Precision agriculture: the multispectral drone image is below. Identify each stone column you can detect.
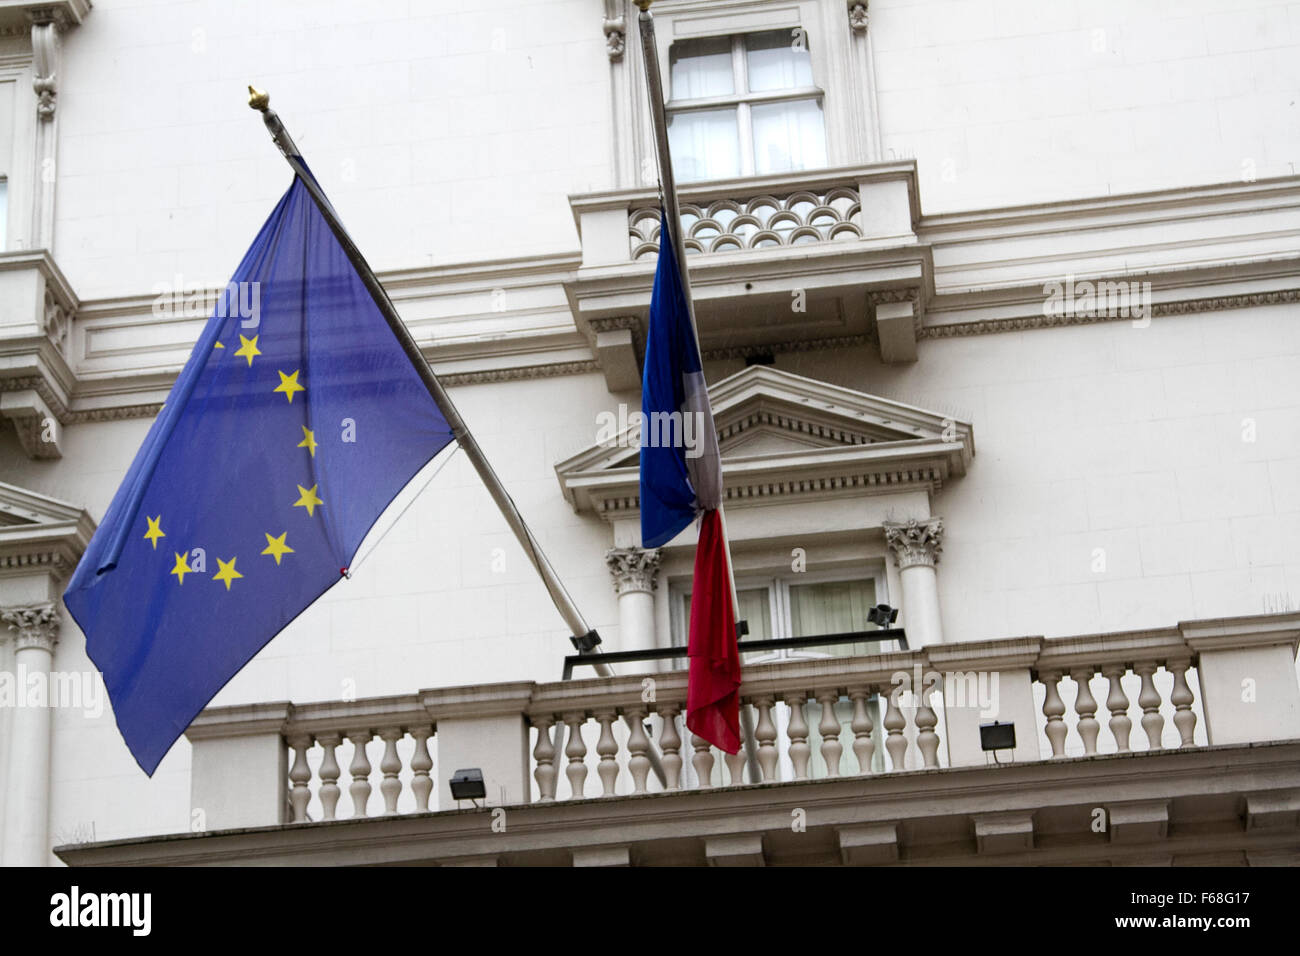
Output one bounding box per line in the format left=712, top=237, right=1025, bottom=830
left=883, top=518, right=945, bottom=649
left=1, top=603, right=60, bottom=866
left=605, top=547, right=661, bottom=671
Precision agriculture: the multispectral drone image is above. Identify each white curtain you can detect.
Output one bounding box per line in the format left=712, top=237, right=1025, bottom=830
left=788, top=578, right=875, bottom=637
left=670, top=36, right=734, bottom=99
left=745, top=30, right=814, bottom=92
left=751, top=98, right=827, bottom=175
left=668, top=108, right=740, bottom=182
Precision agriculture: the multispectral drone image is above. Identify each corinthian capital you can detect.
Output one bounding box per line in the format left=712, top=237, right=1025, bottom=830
left=2, top=602, right=60, bottom=652
left=605, top=547, right=662, bottom=595
left=883, top=517, right=944, bottom=570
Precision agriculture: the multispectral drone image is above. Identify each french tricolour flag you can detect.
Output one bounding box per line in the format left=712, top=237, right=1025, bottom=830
left=639, top=210, right=741, bottom=754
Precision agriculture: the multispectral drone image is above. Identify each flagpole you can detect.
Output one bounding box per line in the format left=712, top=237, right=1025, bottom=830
left=246, top=88, right=608, bottom=670
left=635, top=2, right=760, bottom=779
left=249, top=86, right=672, bottom=790
left=632, top=2, right=741, bottom=610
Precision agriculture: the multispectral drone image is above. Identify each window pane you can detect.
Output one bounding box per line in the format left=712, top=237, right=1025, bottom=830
left=751, top=98, right=826, bottom=175
left=684, top=587, right=770, bottom=660
left=668, top=108, right=740, bottom=182
left=670, top=36, right=734, bottom=99
left=745, top=29, right=814, bottom=92
left=789, top=578, right=879, bottom=657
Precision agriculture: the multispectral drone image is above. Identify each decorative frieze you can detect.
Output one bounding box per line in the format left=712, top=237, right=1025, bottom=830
left=883, top=517, right=944, bottom=569
left=605, top=547, right=661, bottom=595
left=920, top=288, right=1300, bottom=339
left=1, top=602, right=60, bottom=652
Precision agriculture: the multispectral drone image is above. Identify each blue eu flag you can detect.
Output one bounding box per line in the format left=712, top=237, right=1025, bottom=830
left=64, top=174, right=455, bottom=774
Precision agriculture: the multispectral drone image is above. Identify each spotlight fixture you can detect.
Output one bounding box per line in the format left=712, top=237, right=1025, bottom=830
left=980, top=721, right=1016, bottom=754
left=867, top=603, right=898, bottom=628
left=449, top=768, right=486, bottom=803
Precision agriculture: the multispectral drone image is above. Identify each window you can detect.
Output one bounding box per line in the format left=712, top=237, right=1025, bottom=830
left=672, top=570, right=891, bottom=786
left=674, top=571, right=887, bottom=660
left=667, top=29, right=828, bottom=183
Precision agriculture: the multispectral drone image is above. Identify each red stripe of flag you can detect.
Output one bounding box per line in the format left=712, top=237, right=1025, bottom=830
left=685, top=508, right=742, bottom=754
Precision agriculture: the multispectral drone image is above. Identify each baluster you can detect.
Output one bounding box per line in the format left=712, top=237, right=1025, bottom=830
left=410, top=727, right=433, bottom=812
left=754, top=697, right=779, bottom=782
left=724, top=734, right=747, bottom=787
left=317, top=733, right=342, bottom=820
left=1135, top=663, right=1165, bottom=750
left=532, top=715, right=558, bottom=801
left=658, top=705, right=682, bottom=790
left=1070, top=669, right=1100, bottom=755
left=1168, top=659, right=1198, bottom=748
left=786, top=692, right=811, bottom=780
left=915, top=695, right=940, bottom=769
left=1103, top=665, right=1132, bottom=752
left=883, top=691, right=908, bottom=771
left=691, top=732, right=716, bottom=788
left=347, top=729, right=373, bottom=818
left=849, top=687, right=875, bottom=775
left=1041, top=671, right=1067, bottom=757
left=595, top=711, right=619, bottom=796
left=623, top=708, right=651, bottom=794
left=564, top=713, right=589, bottom=799
left=379, top=727, right=403, bottom=814
left=817, top=691, right=843, bottom=777
left=287, top=735, right=313, bottom=823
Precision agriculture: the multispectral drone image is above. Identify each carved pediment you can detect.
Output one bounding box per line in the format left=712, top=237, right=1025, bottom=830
left=0, top=480, right=95, bottom=579
left=555, top=365, right=974, bottom=519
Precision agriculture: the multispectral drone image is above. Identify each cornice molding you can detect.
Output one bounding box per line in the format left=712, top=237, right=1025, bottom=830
left=438, top=360, right=598, bottom=387
left=922, top=287, right=1300, bottom=339
left=1, top=176, right=1296, bottom=428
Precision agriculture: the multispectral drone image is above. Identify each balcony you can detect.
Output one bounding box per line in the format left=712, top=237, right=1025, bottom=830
left=565, top=162, right=929, bottom=390
left=55, top=612, right=1300, bottom=867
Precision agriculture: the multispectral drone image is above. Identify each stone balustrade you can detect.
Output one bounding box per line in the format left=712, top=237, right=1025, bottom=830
left=569, top=162, right=919, bottom=270
left=184, top=613, right=1300, bottom=832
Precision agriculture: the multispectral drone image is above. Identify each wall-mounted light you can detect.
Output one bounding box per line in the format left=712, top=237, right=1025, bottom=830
left=867, top=604, right=898, bottom=628
left=980, top=721, right=1016, bottom=762
left=450, top=768, right=486, bottom=804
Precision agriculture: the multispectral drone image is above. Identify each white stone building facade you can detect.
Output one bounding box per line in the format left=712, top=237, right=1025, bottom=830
left=0, top=0, right=1298, bottom=866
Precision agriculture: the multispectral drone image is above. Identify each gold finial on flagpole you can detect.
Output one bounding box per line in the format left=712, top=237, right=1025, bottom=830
left=634, top=0, right=652, bottom=10
left=247, top=86, right=270, bottom=112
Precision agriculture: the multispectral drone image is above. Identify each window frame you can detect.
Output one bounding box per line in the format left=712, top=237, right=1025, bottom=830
left=666, top=29, right=827, bottom=180
left=669, top=565, right=890, bottom=659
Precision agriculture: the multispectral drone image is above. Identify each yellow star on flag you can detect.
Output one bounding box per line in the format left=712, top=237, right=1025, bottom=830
left=234, top=334, right=261, bottom=366
left=293, top=483, right=323, bottom=517
left=169, top=551, right=192, bottom=584
left=261, top=531, right=294, bottom=566
left=274, top=369, right=305, bottom=403
left=298, top=425, right=318, bottom=458
left=213, top=556, right=244, bottom=591
left=143, top=515, right=165, bottom=549
left=214, top=341, right=225, bottom=349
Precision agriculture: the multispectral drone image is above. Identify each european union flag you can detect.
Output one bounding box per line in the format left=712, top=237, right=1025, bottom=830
left=64, top=173, right=455, bottom=774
